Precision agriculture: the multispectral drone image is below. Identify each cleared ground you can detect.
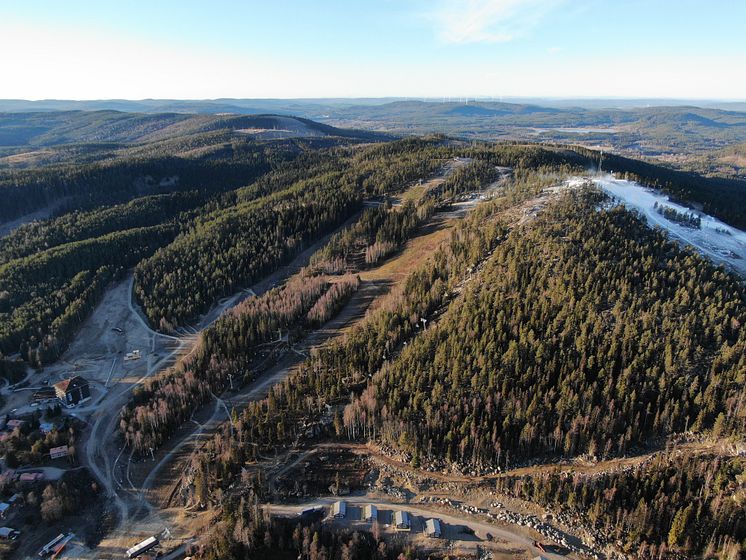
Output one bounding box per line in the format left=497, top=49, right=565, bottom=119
left=0, top=197, right=70, bottom=237
left=269, top=495, right=567, bottom=560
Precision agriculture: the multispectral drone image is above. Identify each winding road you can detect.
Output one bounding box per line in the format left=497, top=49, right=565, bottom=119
left=77, top=208, right=377, bottom=552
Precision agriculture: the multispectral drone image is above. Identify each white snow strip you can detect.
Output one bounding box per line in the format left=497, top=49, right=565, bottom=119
left=569, top=175, right=746, bottom=277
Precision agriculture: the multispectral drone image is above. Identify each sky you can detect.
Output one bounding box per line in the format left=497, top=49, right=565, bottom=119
left=1, top=0, right=745, bottom=100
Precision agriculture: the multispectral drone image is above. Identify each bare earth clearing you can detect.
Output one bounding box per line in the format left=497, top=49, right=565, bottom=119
left=0, top=197, right=70, bottom=237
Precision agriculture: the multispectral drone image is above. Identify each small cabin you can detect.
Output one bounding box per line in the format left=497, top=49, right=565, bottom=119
left=50, top=446, right=70, bottom=460
left=394, top=510, right=411, bottom=531
left=332, top=501, right=347, bottom=518
left=425, top=518, right=441, bottom=538
left=363, top=504, right=378, bottom=522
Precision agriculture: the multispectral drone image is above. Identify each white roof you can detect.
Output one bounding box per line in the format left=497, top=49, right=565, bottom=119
left=425, top=518, right=441, bottom=534
left=126, top=536, right=158, bottom=556
left=0, top=527, right=14, bottom=537
left=0, top=503, right=9, bottom=512
left=332, top=501, right=347, bottom=515
left=395, top=510, right=410, bottom=525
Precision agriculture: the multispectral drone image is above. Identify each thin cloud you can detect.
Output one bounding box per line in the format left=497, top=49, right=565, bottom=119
left=428, top=0, right=565, bottom=44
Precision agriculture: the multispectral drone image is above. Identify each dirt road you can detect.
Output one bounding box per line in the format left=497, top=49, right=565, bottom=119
left=71, top=210, right=392, bottom=560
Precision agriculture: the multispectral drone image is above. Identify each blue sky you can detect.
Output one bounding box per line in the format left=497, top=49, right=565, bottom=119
left=2, top=0, right=745, bottom=99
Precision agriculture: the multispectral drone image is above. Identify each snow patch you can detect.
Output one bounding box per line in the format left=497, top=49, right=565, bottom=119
left=570, top=175, right=746, bottom=277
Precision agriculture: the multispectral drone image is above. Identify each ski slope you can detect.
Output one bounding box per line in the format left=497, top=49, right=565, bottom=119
left=570, top=175, right=746, bottom=277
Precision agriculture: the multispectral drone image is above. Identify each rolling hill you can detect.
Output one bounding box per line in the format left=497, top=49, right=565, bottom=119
left=0, top=111, right=384, bottom=149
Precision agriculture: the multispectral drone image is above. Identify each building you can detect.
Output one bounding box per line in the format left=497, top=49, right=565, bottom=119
left=32, top=387, right=56, bottom=403
left=126, top=536, right=158, bottom=559
left=40, top=534, right=66, bottom=557
left=425, top=518, right=442, bottom=538
left=124, top=350, right=141, bottom=361
left=394, top=510, right=411, bottom=531
left=363, top=504, right=378, bottom=522
left=40, top=422, right=55, bottom=434
left=50, top=446, right=69, bottom=460
left=0, top=504, right=9, bottom=518
left=332, top=501, right=347, bottom=518
left=6, top=419, right=24, bottom=430
left=0, top=527, right=19, bottom=540
left=54, top=376, right=90, bottom=407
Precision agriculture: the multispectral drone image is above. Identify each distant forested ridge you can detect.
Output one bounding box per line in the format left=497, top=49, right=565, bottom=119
left=0, top=191, right=207, bottom=264
left=0, top=110, right=387, bottom=224
left=0, top=152, right=269, bottom=223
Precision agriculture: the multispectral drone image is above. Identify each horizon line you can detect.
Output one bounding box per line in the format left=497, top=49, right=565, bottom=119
left=2, top=96, right=746, bottom=103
